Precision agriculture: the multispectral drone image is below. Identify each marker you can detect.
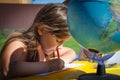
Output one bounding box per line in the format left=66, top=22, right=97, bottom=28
left=56, top=46, right=60, bottom=59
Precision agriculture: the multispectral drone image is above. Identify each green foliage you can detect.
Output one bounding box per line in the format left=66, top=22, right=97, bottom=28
left=0, top=36, right=7, bottom=52
left=64, top=37, right=80, bottom=54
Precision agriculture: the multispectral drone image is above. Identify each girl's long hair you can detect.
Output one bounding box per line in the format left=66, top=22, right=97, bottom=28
left=0, top=3, right=70, bottom=62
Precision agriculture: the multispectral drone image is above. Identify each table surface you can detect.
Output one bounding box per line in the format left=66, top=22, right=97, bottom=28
left=12, top=61, right=120, bottom=80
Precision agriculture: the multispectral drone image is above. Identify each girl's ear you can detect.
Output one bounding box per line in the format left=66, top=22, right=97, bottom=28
left=38, top=24, right=45, bottom=35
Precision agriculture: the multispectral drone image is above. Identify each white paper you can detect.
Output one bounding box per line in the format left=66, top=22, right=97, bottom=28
left=63, top=64, right=83, bottom=69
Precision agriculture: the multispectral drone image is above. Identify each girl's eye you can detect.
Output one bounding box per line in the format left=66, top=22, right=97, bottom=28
left=56, top=39, right=63, bottom=44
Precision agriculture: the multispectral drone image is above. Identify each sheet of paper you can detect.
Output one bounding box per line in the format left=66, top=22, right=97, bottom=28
left=37, top=63, right=83, bottom=76
left=63, top=64, right=83, bottom=69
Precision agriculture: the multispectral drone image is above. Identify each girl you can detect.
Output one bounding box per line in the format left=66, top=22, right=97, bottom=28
left=0, top=3, right=76, bottom=79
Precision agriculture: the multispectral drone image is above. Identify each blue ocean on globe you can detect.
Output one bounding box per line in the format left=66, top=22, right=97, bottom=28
left=67, top=0, right=120, bottom=53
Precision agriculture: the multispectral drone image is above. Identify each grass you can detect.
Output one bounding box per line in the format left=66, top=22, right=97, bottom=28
left=0, top=35, right=7, bottom=52
left=64, top=38, right=80, bottom=54
left=0, top=35, right=80, bottom=54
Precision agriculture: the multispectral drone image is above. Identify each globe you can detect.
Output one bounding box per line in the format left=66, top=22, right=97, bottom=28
left=67, top=0, right=120, bottom=54
left=67, top=0, right=120, bottom=80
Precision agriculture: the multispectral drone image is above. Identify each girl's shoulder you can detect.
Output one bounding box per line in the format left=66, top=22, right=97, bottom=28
left=3, top=40, right=27, bottom=54
left=2, top=31, right=27, bottom=54
left=5, top=32, right=26, bottom=50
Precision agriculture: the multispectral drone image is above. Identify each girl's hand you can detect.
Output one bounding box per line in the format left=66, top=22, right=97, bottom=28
left=47, top=59, right=65, bottom=72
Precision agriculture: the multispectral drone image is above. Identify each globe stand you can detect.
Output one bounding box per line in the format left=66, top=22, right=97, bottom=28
left=78, top=61, right=120, bottom=80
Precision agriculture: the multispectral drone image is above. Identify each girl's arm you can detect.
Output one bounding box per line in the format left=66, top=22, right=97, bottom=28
left=1, top=41, right=64, bottom=78
left=8, top=59, right=64, bottom=78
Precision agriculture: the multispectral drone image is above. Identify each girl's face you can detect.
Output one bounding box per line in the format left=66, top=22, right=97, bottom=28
left=39, top=31, right=69, bottom=55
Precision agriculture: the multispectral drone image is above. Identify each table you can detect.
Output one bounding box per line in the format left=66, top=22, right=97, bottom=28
left=13, top=61, right=120, bottom=80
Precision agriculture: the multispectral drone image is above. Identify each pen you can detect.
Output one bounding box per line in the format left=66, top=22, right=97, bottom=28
left=56, top=46, right=60, bottom=59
